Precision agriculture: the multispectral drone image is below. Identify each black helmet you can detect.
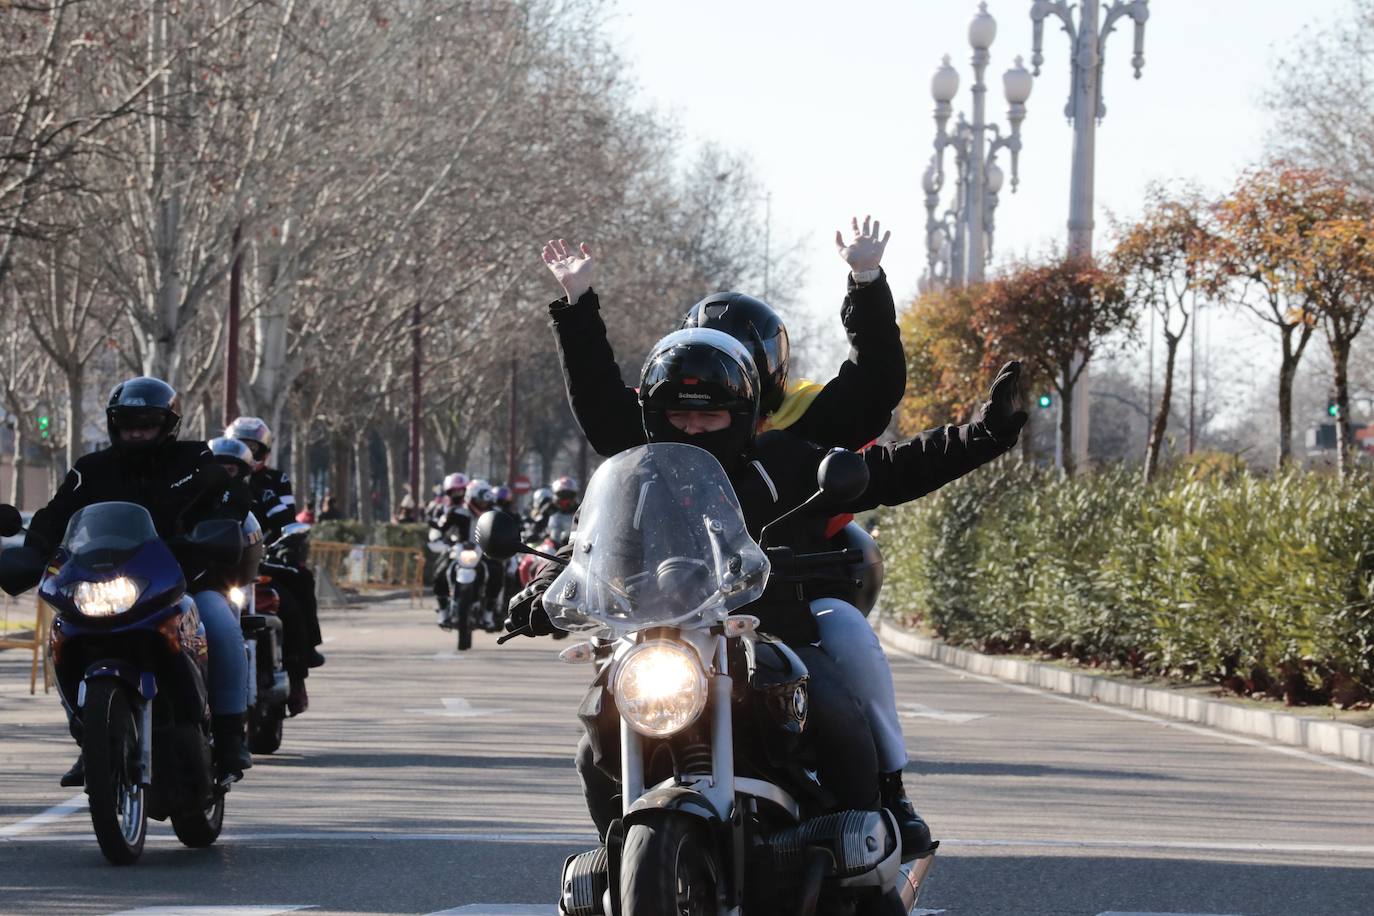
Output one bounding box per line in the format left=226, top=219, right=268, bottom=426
left=106, top=376, right=180, bottom=455
left=639, top=328, right=760, bottom=468
left=208, top=436, right=254, bottom=478
left=681, top=292, right=789, bottom=415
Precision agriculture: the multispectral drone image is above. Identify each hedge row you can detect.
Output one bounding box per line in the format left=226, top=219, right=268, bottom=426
left=878, top=462, right=1374, bottom=707
left=309, top=521, right=438, bottom=582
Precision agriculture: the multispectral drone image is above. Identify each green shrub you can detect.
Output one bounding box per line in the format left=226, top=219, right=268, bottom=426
left=310, top=520, right=369, bottom=545
left=879, top=463, right=1374, bottom=706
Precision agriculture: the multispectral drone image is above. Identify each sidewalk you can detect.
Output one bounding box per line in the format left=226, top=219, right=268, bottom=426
left=873, top=617, right=1374, bottom=767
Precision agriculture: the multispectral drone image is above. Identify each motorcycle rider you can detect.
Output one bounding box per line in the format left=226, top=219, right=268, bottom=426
left=540, top=219, right=936, bottom=847
left=463, top=480, right=506, bottom=629
left=225, top=416, right=325, bottom=672
left=507, top=332, right=1027, bottom=857
left=544, top=476, right=578, bottom=549
left=24, top=377, right=257, bottom=784
left=209, top=437, right=313, bottom=716
left=429, top=472, right=471, bottom=619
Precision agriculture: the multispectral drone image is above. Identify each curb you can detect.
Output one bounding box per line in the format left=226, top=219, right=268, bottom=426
left=873, top=619, right=1374, bottom=768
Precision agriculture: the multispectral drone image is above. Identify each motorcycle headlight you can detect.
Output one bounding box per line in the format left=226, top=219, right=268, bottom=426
left=613, top=640, right=708, bottom=738
left=227, top=586, right=247, bottom=610
left=458, top=548, right=481, bottom=568
left=72, top=576, right=140, bottom=617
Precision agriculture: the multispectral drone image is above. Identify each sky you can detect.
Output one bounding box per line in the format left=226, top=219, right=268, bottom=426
left=604, top=0, right=1345, bottom=377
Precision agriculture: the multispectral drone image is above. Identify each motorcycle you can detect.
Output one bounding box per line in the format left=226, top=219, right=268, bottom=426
left=477, top=443, right=933, bottom=916
left=0, top=501, right=261, bottom=865
left=234, top=522, right=311, bottom=754
left=429, top=529, right=487, bottom=651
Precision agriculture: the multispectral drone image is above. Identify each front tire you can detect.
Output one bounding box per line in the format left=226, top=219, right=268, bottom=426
left=248, top=704, right=284, bottom=754
left=83, top=680, right=147, bottom=865
left=620, top=815, right=717, bottom=916
left=171, top=791, right=225, bottom=848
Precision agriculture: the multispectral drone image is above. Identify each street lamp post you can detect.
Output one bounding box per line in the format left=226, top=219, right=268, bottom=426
left=921, top=2, right=1033, bottom=292
left=1030, top=0, right=1150, bottom=468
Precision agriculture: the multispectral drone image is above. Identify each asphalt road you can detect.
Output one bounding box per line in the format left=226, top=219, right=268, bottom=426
left=1, top=597, right=1372, bottom=916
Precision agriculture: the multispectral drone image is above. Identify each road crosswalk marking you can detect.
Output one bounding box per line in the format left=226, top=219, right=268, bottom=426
left=899, top=702, right=989, bottom=723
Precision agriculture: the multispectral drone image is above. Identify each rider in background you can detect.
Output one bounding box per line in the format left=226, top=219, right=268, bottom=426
left=225, top=417, right=325, bottom=671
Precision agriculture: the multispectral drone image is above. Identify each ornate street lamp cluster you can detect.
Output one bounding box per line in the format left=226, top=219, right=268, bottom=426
left=920, top=3, right=1033, bottom=292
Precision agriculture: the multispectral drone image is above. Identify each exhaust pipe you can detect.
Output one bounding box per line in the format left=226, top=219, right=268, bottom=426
left=898, top=850, right=937, bottom=910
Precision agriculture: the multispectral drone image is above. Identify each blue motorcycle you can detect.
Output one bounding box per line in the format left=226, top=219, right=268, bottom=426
left=0, top=501, right=261, bottom=864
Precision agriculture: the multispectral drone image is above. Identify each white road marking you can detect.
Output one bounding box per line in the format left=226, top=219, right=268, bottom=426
left=402, top=697, right=510, bottom=718
left=107, top=908, right=313, bottom=916
left=427, top=907, right=555, bottom=915
left=433, top=651, right=469, bottom=660
left=0, top=793, right=86, bottom=838
left=899, top=702, right=988, bottom=723
left=895, top=652, right=1374, bottom=780
left=1097, top=912, right=1245, bottom=916
left=11, top=829, right=1373, bottom=859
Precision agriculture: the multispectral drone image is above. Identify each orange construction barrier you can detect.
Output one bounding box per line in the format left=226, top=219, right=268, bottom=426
left=309, top=541, right=424, bottom=606
left=0, top=594, right=52, bottom=694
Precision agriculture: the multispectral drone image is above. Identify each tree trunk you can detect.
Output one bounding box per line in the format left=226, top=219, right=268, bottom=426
left=383, top=431, right=404, bottom=520
left=1019, top=412, right=1032, bottom=464
left=291, top=420, right=311, bottom=515
left=9, top=426, right=24, bottom=509
left=1059, top=364, right=1076, bottom=478
left=355, top=436, right=375, bottom=526
left=63, top=364, right=84, bottom=470
left=1332, top=337, right=1355, bottom=479
left=1144, top=336, right=1180, bottom=485
left=330, top=433, right=352, bottom=518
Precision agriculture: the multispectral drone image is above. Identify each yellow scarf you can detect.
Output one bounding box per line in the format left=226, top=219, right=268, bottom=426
left=759, top=377, right=824, bottom=433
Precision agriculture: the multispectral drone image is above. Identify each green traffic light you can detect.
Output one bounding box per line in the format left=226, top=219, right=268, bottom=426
left=1037, top=394, right=1052, bottom=409
left=1328, top=403, right=1339, bottom=417
left=37, top=415, right=50, bottom=438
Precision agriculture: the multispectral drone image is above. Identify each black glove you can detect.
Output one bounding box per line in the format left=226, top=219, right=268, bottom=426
left=980, top=359, right=1028, bottom=442
left=503, top=582, right=556, bottom=640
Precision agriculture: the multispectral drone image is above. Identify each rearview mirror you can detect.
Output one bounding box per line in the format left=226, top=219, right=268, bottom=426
left=817, top=449, right=869, bottom=504
left=0, top=504, right=22, bottom=538
left=476, top=510, right=523, bottom=561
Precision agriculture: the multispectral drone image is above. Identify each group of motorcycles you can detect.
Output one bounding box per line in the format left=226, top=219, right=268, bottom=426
left=0, top=503, right=313, bottom=864
left=0, top=445, right=931, bottom=912
left=429, top=483, right=576, bottom=651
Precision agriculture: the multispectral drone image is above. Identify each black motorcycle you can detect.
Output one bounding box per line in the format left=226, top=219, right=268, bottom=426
left=479, top=444, right=933, bottom=916
left=0, top=501, right=261, bottom=865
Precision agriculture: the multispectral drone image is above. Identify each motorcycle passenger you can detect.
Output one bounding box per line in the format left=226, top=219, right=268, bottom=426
left=225, top=416, right=325, bottom=673
left=508, top=333, right=1027, bottom=856
left=540, top=220, right=932, bottom=845
left=209, top=437, right=313, bottom=716
left=25, top=377, right=258, bottom=784
left=430, top=472, right=471, bottom=616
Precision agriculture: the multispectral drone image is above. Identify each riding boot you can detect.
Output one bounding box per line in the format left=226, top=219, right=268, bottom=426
left=287, top=674, right=310, bottom=716
left=212, top=713, right=253, bottom=776
left=878, top=769, right=934, bottom=858
left=60, top=754, right=85, bottom=787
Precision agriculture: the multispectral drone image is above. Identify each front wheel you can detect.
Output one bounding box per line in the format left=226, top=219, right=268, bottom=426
left=620, top=815, right=718, bottom=916
left=248, top=704, right=284, bottom=754
left=83, top=680, right=147, bottom=865
left=171, top=791, right=225, bottom=848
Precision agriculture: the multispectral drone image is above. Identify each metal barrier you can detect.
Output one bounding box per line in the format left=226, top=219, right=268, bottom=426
left=0, top=595, right=52, bottom=694
left=309, top=541, right=425, bottom=606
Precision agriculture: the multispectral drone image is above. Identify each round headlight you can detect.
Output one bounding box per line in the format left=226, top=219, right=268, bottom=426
left=73, top=577, right=140, bottom=617
left=458, top=548, right=481, bottom=568
left=613, top=640, right=708, bottom=738
left=227, top=586, right=247, bottom=610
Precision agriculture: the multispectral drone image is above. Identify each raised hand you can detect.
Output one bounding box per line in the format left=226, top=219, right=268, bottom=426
left=541, top=238, right=596, bottom=303
left=981, top=360, right=1028, bottom=440
left=834, top=215, right=891, bottom=274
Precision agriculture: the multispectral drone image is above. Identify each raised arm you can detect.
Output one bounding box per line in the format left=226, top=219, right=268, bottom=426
left=542, top=239, right=647, bottom=457
left=781, top=216, right=906, bottom=449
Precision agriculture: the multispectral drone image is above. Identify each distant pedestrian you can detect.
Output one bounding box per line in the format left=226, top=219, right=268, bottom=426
left=318, top=497, right=340, bottom=521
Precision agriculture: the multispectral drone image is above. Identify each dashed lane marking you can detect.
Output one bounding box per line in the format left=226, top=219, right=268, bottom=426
left=107, top=908, right=314, bottom=915
left=1097, top=912, right=1245, bottom=916
left=0, top=793, right=86, bottom=838
left=402, top=697, right=511, bottom=718
left=899, top=702, right=988, bottom=723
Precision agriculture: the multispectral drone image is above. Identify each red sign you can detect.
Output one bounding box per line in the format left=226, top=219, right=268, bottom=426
left=511, top=474, right=532, bottom=495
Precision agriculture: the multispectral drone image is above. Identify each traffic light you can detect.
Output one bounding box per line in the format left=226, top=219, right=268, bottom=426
left=36, top=415, right=50, bottom=438
left=1037, top=394, right=1053, bottom=409
left=1328, top=398, right=1339, bottom=418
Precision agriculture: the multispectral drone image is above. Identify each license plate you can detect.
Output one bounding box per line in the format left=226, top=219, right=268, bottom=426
left=456, top=568, right=477, bottom=584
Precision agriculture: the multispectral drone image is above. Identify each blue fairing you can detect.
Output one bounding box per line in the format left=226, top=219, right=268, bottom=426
left=40, top=538, right=187, bottom=630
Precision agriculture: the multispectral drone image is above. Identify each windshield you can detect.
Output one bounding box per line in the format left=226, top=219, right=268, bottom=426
left=543, top=443, right=769, bottom=633
left=62, top=502, right=159, bottom=562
